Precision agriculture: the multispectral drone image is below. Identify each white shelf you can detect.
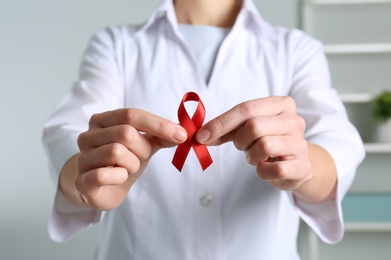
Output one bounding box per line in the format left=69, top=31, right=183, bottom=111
left=311, top=0, right=391, bottom=5
left=339, top=93, right=373, bottom=103
left=345, top=222, right=391, bottom=232
left=324, top=43, right=391, bottom=54
left=364, top=143, right=391, bottom=153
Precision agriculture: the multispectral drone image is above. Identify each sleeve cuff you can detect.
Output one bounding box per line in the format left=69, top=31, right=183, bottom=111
left=294, top=170, right=356, bottom=244
left=295, top=195, right=343, bottom=244
left=48, top=190, right=103, bottom=242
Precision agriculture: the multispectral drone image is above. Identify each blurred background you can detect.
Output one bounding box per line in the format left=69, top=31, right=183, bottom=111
left=1, top=0, right=390, bottom=259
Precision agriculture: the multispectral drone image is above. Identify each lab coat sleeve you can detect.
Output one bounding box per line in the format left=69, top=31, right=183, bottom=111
left=286, top=29, right=365, bottom=244
left=42, top=27, right=127, bottom=241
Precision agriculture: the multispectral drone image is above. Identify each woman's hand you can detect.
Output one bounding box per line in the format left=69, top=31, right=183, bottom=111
left=60, top=108, right=187, bottom=211
left=196, top=96, right=336, bottom=203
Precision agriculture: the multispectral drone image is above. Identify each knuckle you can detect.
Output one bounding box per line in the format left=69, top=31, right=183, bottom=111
left=297, top=116, right=306, bottom=132
left=89, top=113, right=102, bottom=127
left=238, top=101, right=257, bottom=117
left=77, top=131, right=89, bottom=149
left=283, top=96, right=296, bottom=110
left=258, top=137, right=273, bottom=154
left=291, top=114, right=306, bottom=133
left=93, top=168, right=107, bottom=186
left=232, top=138, right=242, bottom=151
left=207, top=116, right=225, bottom=136
left=152, top=119, right=167, bottom=134
left=298, top=139, right=309, bottom=153
left=118, top=125, right=136, bottom=143
left=128, top=160, right=141, bottom=174
left=274, top=163, right=289, bottom=179
left=122, top=108, right=138, bottom=124
left=245, top=149, right=262, bottom=166
left=247, top=154, right=259, bottom=166
left=275, top=96, right=297, bottom=115
left=214, top=117, right=225, bottom=131
left=246, top=118, right=262, bottom=137
left=108, top=143, right=126, bottom=159
left=255, top=165, right=265, bottom=178
left=245, top=139, right=269, bottom=165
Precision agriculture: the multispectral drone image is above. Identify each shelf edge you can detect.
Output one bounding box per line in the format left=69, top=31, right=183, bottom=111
left=310, top=0, right=391, bottom=5
left=345, top=222, right=391, bottom=232
left=324, top=43, right=391, bottom=54
left=339, top=93, right=373, bottom=103
left=364, top=143, right=391, bottom=153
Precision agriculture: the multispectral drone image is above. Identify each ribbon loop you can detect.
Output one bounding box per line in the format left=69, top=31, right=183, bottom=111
left=172, top=92, right=213, bottom=172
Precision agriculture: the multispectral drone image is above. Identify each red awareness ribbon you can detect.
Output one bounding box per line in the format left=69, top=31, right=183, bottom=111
left=172, top=92, right=213, bottom=172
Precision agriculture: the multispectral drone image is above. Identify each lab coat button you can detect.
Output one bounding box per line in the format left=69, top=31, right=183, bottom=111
left=200, top=194, right=213, bottom=207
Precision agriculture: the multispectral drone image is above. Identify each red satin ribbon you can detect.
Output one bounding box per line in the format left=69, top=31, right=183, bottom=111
left=172, top=92, right=213, bottom=172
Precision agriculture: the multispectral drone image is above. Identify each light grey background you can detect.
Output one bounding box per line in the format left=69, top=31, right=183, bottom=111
left=0, top=1, right=299, bottom=259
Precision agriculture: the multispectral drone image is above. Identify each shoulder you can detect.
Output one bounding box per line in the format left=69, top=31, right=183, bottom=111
left=80, top=23, right=146, bottom=66
left=88, top=23, right=143, bottom=50
left=259, top=21, right=324, bottom=57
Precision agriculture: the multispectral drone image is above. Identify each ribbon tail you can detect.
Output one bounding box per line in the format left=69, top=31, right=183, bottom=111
left=172, top=141, right=192, bottom=172
left=193, top=143, right=213, bottom=171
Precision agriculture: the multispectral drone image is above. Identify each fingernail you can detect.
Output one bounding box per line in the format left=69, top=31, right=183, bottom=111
left=173, top=127, right=187, bottom=142
left=197, top=129, right=211, bottom=144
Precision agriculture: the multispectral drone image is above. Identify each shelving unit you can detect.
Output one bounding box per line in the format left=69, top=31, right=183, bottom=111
left=300, top=0, right=391, bottom=259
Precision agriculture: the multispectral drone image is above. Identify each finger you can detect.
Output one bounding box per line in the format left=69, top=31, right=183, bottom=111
left=245, top=136, right=307, bottom=166
left=89, top=108, right=187, bottom=143
left=78, top=125, right=152, bottom=159
left=78, top=143, right=142, bottom=175
left=232, top=116, right=285, bottom=151
left=75, top=167, right=129, bottom=194
left=196, top=96, right=296, bottom=145
left=234, top=115, right=305, bottom=151
left=75, top=166, right=136, bottom=210
left=256, top=159, right=310, bottom=185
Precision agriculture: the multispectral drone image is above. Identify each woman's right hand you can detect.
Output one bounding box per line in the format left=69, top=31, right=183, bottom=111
left=60, top=108, right=187, bottom=211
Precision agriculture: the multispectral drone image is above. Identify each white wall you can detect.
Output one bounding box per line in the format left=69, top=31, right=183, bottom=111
left=0, top=1, right=298, bottom=259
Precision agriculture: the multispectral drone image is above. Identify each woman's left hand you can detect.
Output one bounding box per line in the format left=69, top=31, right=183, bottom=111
left=196, top=96, right=313, bottom=192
